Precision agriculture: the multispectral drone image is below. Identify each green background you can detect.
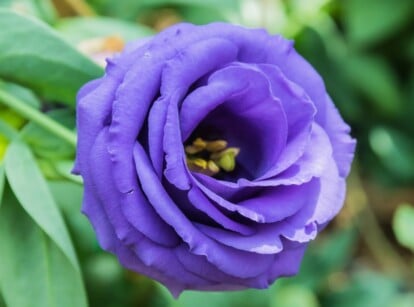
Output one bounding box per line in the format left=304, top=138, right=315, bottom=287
left=0, top=0, right=413, bottom=306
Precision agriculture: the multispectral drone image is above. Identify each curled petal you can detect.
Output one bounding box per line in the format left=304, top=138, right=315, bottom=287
left=133, top=143, right=275, bottom=279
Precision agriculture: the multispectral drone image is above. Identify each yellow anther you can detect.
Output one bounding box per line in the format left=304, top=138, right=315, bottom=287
left=185, top=145, right=202, bottom=155
left=187, top=158, right=221, bottom=176
left=185, top=137, right=240, bottom=176
left=207, top=160, right=220, bottom=175
left=193, top=138, right=207, bottom=149
left=205, top=140, right=228, bottom=152
left=185, top=138, right=207, bottom=154
left=191, top=158, right=208, bottom=170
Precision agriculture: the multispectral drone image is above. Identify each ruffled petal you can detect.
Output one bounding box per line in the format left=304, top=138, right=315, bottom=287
left=322, top=95, right=356, bottom=178
left=90, top=128, right=180, bottom=247
left=197, top=223, right=283, bottom=254
left=133, top=143, right=275, bottom=279
left=162, top=38, right=238, bottom=189
left=189, top=123, right=332, bottom=206
left=181, top=63, right=288, bottom=178
left=257, top=64, right=316, bottom=179
left=267, top=242, right=308, bottom=281
left=174, top=245, right=270, bottom=289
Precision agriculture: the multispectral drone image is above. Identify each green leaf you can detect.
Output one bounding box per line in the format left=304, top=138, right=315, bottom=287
left=0, top=186, right=87, bottom=307
left=287, top=227, right=357, bottom=290
left=55, top=16, right=154, bottom=44
left=0, top=0, right=57, bottom=24
left=48, top=180, right=97, bottom=252
left=0, top=9, right=103, bottom=106
left=139, top=0, right=239, bottom=10
left=88, top=0, right=238, bottom=21
left=21, top=109, right=75, bottom=160
left=167, top=286, right=271, bottom=307
left=369, top=127, right=414, bottom=180
left=321, top=271, right=399, bottom=307
left=344, top=0, right=414, bottom=46
left=390, top=294, right=414, bottom=307
left=344, top=55, right=402, bottom=117
left=53, top=160, right=83, bottom=184
left=0, top=119, right=19, bottom=142
left=0, top=80, right=40, bottom=109
left=0, top=165, right=4, bottom=206
left=4, top=141, right=80, bottom=271
left=179, top=5, right=230, bottom=24
left=294, top=27, right=362, bottom=122
left=270, top=285, right=319, bottom=307
left=393, top=204, right=414, bottom=251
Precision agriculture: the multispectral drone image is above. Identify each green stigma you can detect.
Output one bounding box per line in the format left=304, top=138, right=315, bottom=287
left=185, top=137, right=240, bottom=176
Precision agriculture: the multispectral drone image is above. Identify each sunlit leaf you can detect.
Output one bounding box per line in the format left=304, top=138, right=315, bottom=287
left=393, top=204, right=414, bottom=251
left=270, top=285, right=319, bottom=307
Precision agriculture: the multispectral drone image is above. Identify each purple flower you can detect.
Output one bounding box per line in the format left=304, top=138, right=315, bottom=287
left=74, top=23, right=356, bottom=296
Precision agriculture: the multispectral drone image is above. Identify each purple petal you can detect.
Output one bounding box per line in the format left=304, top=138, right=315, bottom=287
left=322, top=95, right=356, bottom=178
left=196, top=223, right=283, bottom=254
left=238, top=181, right=316, bottom=223
left=189, top=123, right=332, bottom=210
left=181, top=63, right=288, bottom=177
left=174, top=245, right=270, bottom=289
left=133, top=143, right=275, bottom=278
left=187, top=187, right=255, bottom=235
left=81, top=190, right=117, bottom=252
left=256, top=64, right=316, bottom=179
left=162, top=38, right=238, bottom=189
left=265, top=36, right=327, bottom=123
left=90, top=128, right=180, bottom=247
left=267, top=243, right=308, bottom=281
left=282, top=155, right=346, bottom=240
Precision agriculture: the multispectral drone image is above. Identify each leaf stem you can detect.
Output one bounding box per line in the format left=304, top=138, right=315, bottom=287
left=0, top=89, right=77, bottom=148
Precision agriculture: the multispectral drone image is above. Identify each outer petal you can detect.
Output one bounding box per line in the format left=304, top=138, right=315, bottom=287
left=267, top=242, right=308, bottom=282
left=90, top=128, right=180, bottom=247
left=322, top=95, right=356, bottom=178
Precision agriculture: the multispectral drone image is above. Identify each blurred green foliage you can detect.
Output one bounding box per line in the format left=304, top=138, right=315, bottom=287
left=0, top=0, right=413, bottom=307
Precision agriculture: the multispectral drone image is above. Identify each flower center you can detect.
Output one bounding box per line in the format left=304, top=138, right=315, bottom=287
left=185, top=137, right=240, bottom=177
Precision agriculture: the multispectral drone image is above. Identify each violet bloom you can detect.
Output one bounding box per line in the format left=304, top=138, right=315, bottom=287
left=74, top=23, right=356, bottom=296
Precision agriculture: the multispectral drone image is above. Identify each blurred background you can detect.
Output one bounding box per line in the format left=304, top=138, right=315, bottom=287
left=1, top=0, right=414, bottom=306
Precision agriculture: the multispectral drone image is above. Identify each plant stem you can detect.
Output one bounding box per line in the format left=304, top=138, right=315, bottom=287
left=61, top=0, right=96, bottom=16
left=349, top=168, right=412, bottom=280
left=0, top=89, right=77, bottom=148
